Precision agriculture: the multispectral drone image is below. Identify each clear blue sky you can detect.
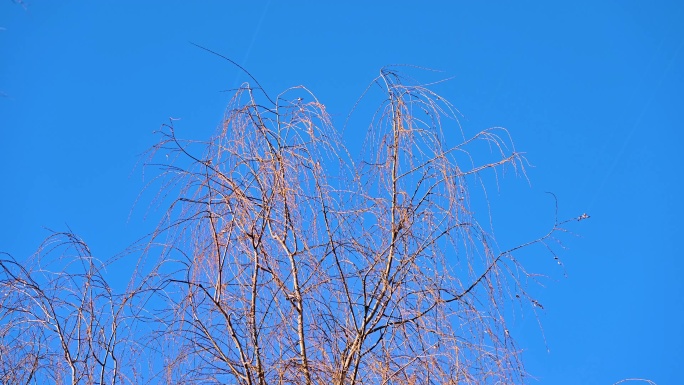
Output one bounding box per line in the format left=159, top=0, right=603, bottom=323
left=1, top=2, right=682, bottom=384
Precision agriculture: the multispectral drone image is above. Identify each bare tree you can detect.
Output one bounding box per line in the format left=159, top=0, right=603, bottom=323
left=139, top=67, right=585, bottom=385
left=1, top=67, right=586, bottom=384
left=0, top=232, right=144, bottom=385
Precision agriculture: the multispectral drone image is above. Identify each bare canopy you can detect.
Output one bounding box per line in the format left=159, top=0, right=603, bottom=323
left=0, top=68, right=584, bottom=385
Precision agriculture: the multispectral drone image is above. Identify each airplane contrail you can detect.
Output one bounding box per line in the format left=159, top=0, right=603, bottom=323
left=588, top=33, right=683, bottom=211
left=232, top=0, right=272, bottom=89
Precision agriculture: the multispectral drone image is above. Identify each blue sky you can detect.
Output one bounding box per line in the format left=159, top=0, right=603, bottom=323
left=1, top=1, right=682, bottom=384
